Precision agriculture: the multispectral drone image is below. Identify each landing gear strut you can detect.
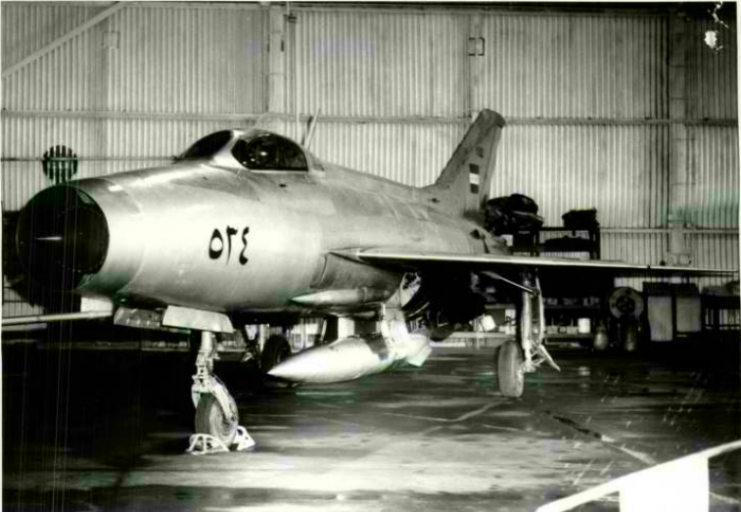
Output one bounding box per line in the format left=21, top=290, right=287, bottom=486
left=501, top=272, right=560, bottom=397
left=486, top=271, right=560, bottom=398
left=189, top=331, right=254, bottom=454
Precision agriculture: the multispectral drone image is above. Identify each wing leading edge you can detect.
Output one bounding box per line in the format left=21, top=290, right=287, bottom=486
left=333, top=248, right=737, bottom=277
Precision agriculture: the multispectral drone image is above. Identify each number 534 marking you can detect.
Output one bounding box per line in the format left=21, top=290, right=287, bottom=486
left=209, top=226, right=249, bottom=265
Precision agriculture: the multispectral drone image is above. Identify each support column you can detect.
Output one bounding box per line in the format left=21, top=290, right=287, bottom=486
left=466, top=14, right=483, bottom=117
left=267, top=5, right=287, bottom=115
left=667, top=10, right=692, bottom=266
left=92, top=20, right=115, bottom=175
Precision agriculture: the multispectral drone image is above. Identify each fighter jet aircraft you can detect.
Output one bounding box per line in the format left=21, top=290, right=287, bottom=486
left=12, top=110, right=734, bottom=448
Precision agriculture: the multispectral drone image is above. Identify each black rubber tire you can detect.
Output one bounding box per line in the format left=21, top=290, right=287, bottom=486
left=498, top=340, right=524, bottom=398
left=260, top=335, right=292, bottom=373
left=195, top=393, right=238, bottom=446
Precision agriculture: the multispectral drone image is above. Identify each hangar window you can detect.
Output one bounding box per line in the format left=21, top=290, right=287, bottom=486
left=231, top=135, right=308, bottom=171
left=179, top=130, right=233, bottom=161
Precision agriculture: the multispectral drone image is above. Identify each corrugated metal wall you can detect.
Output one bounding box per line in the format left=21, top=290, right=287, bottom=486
left=686, top=19, right=738, bottom=120
left=494, top=124, right=668, bottom=228
left=273, top=121, right=467, bottom=187
left=107, top=5, right=264, bottom=114
left=1, top=2, right=266, bottom=205
left=2, top=2, right=738, bottom=318
left=2, top=3, right=106, bottom=111
left=2, top=117, right=103, bottom=210
left=682, top=13, right=739, bottom=287
left=476, top=14, right=668, bottom=118
left=294, top=10, right=469, bottom=118
left=686, top=125, right=740, bottom=229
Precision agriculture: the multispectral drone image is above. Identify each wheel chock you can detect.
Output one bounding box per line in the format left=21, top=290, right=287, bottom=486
left=186, top=426, right=256, bottom=455
left=186, top=434, right=230, bottom=455
left=233, top=426, right=256, bottom=451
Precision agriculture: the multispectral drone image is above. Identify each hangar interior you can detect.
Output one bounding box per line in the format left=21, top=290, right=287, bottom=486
left=2, top=1, right=738, bottom=344
left=2, top=3, right=740, bottom=511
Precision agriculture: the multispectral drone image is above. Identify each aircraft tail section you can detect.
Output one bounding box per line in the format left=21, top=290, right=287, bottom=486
left=427, top=110, right=506, bottom=219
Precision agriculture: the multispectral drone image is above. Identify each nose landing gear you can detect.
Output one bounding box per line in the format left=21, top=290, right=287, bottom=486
left=188, top=331, right=255, bottom=454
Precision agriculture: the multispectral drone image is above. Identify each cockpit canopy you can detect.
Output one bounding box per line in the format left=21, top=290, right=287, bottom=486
left=178, top=129, right=313, bottom=172
left=231, top=135, right=307, bottom=171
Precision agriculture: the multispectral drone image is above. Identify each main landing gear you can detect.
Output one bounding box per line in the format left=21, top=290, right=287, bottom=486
left=261, top=334, right=293, bottom=372
left=489, top=271, right=560, bottom=398
left=188, top=331, right=255, bottom=455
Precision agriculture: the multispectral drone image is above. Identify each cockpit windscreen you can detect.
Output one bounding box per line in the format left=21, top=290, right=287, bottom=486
left=231, top=134, right=308, bottom=171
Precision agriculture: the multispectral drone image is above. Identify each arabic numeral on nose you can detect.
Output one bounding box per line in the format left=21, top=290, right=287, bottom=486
left=225, top=226, right=238, bottom=263
left=239, top=227, right=249, bottom=265
left=208, top=229, right=224, bottom=259
left=208, top=226, right=250, bottom=265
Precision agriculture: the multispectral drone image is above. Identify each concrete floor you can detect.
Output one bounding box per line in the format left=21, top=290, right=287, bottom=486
left=3, top=339, right=741, bottom=511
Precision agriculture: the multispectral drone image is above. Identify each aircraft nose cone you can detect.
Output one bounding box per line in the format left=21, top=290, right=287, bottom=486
left=16, top=186, right=109, bottom=290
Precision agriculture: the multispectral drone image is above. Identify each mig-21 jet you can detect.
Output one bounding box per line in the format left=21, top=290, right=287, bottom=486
left=11, top=110, right=734, bottom=448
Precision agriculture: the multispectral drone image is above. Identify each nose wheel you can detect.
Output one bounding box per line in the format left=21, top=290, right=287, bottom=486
left=190, top=331, right=254, bottom=454
left=194, top=378, right=239, bottom=446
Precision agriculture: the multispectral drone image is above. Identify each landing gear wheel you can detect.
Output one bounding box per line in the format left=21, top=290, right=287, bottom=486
left=261, top=335, right=292, bottom=372
left=260, top=335, right=295, bottom=390
left=498, top=340, right=525, bottom=398
left=195, top=393, right=238, bottom=447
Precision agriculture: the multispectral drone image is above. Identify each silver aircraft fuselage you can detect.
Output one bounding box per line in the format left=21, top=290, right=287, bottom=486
left=20, top=128, right=495, bottom=317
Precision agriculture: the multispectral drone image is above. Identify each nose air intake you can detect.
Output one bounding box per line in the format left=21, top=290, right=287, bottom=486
left=16, top=186, right=109, bottom=290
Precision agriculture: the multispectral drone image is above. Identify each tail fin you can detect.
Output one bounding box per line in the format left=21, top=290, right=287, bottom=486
left=426, top=110, right=505, bottom=219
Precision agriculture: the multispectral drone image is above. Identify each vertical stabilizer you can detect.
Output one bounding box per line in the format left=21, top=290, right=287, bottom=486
left=426, top=110, right=505, bottom=219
